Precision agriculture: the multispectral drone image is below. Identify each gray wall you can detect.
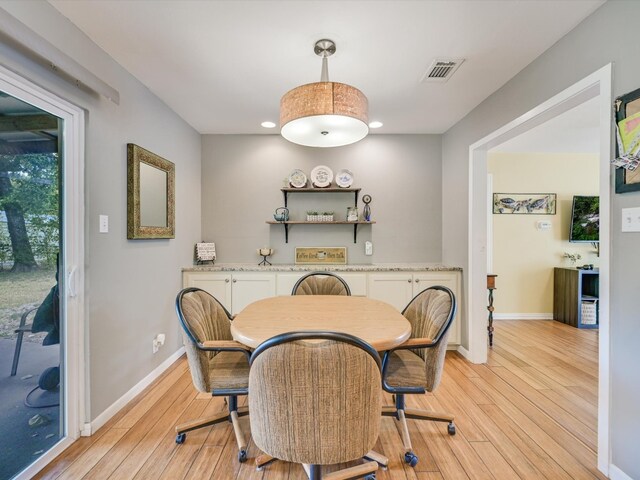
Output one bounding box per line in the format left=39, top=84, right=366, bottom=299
left=442, top=1, right=639, bottom=476
left=202, top=134, right=442, bottom=264
left=0, top=2, right=202, bottom=420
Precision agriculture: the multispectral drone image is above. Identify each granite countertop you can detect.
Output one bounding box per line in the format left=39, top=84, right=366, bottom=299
left=183, top=263, right=462, bottom=272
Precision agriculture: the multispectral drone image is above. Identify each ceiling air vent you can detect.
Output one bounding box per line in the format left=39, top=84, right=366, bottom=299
left=421, top=58, right=465, bottom=83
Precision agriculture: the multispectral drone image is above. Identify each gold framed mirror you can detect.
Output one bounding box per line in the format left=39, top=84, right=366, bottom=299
left=127, top=143, right=175, bottom=239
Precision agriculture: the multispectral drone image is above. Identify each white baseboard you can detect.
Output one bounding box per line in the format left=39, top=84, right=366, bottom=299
left=493, top=313, right=554, bottom=320
left=609, top=464, right=634, bottom=480
left=83, top=346, right=185, bottom=436
left=456, top=345, right=471, bottom=360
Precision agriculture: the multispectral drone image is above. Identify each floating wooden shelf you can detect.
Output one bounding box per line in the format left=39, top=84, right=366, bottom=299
left=266, top=220, right=375, bottom=243
left=281, top=187, right=361, bottom=208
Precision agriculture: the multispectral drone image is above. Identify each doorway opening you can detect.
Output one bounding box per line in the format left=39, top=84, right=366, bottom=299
left=467, top=64, right=612, bottom=475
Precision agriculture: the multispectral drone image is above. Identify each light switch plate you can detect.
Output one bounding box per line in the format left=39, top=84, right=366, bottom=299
left=99, top=215, right=109, bottom=233
left=621, top=207, right=640, bottom=232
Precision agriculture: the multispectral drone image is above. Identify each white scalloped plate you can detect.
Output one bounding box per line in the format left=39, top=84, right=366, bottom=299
left=288, top=169, right=307, bottom=188
left=336, top=169, right=354, bottom=188
left=310, top=165, right=333, bottom=188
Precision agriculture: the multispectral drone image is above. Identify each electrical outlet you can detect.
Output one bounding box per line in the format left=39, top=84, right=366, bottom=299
left=99, top=215, right=109, bottom=233
left=152, top=333, right=166, bottom=354
left=365, top=241, right=373, bottom=256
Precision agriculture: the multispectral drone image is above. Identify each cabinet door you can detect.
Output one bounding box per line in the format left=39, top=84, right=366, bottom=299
left=338, top=273, right=367, bottom=296
left=276, top=273, right=306, bottom=296
left=182, top=272, right=232, bottom=312
left=368, top=273, right=414, bottom=311
left=413, top=272, right=461, bottom=345
left=231, top=273, right=276, bottom=315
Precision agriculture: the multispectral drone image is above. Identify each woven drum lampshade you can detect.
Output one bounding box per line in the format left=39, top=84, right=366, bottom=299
left=280, top=40, right=369, bottom=148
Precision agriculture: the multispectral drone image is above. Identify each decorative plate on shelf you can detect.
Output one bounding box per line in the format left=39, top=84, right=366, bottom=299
left=310, top=165, right=333, bottom=188
left=336, top=169, right=354, bottom=188
left=288, top=169, right=307, bottom=188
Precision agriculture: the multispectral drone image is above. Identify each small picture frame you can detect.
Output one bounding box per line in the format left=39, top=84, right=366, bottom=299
left=295, top=247, right=347, bottom=265
left=493, top=193, right=556, bottom=215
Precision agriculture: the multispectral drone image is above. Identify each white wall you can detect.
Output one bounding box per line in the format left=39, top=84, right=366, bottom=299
left=489, top=152, right=599, bottom=316
left=442, top=1, right=639, bottom=476
left=201, top=134, right=442, bottom=264
left=0, top=2, right=202, bottom=420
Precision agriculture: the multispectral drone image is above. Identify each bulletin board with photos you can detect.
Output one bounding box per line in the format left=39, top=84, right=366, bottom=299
left=614, top=87, right=640, bottom=193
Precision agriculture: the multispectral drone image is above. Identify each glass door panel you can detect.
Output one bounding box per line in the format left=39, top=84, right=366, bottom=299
left=0, top=91, right=63, bottom=480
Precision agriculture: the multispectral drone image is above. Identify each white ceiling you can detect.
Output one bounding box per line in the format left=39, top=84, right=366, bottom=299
left=48, top=0, right=604, bottom=135
left=491, top=96, right=600, bottom=154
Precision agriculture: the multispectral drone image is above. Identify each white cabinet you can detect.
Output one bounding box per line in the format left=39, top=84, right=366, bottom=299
left=184, top=269, right=461, bottom=345
left=182, top=271, right=232, bottom=311
left=368, top=273, right=414, bottom=310
left=182, top=272, right=275, bottom=315
left=368, top=271, right=461, bottom=345
left=230, top=273, right=276, bottom=315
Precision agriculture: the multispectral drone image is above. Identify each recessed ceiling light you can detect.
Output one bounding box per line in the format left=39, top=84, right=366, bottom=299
left=369, top=121, right=383, bottom=129
left=261, top=121, right=276, bottom=128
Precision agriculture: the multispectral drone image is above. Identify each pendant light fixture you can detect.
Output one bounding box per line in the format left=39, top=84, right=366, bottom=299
left=280, top=39, right=368, bottom=148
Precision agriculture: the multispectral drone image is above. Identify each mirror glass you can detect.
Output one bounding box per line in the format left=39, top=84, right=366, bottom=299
left=139, top=162, right=168, bottom=227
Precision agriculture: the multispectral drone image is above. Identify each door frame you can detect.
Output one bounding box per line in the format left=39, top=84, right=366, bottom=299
left=0, top=64, right=86, bottom=478
left=466, top=63, right=612, bottom=475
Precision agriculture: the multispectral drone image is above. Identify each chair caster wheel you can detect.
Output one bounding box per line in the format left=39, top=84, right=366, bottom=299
left=175, top=433, right=186, bottom=444
left=448, top=423, right=456, bottom=435
left=404, top=452, right=418, bottom=467
left=238, top=450, right=247, bottom=463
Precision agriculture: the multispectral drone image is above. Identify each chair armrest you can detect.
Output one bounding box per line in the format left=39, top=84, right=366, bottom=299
left=394, top=337, right=435, bottom=350
left=200, top=340, right=252, bottom=352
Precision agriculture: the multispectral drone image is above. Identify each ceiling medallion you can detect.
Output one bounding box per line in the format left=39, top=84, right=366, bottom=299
left=280, top=39, right=369, bottom=148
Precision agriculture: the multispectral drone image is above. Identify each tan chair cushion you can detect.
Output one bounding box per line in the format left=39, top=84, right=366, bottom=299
left=402, top=288, right=454, bottom=392
left=179, top=290, right=242, bottom=393
left=384, top=350, right=427, bottom=390
left=250, top=339, right=380, bottom=465
left=209, top=351, right=249, bottom=391
left=293, top=274, right=349, bottom=296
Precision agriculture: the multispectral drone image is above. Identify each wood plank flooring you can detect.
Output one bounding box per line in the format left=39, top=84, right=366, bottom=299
left=34, top=320, right=603, bottom=479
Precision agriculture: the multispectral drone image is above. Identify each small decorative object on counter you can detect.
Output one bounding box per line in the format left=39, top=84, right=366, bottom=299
left=347, top=206, right=358, bottom=222
left=362, top=194, right=372, bottom=221
left=273, top=207, right=289, bottom=222
left=195, top=242, right=216, bottom=264
left=563, top=252, right=582, bottom=266
left=257, top=247, right=274, bottom=266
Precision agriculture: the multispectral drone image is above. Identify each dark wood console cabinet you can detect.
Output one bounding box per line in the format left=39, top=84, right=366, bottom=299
left=553, top=267, right=599, bottom=329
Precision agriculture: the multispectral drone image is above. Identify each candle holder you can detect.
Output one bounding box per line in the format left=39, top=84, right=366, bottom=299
left=257, top=247, right=274, bottom=266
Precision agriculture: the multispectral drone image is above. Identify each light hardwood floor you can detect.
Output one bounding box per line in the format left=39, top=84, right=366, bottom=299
left=34, top=320, right=604, bottom=480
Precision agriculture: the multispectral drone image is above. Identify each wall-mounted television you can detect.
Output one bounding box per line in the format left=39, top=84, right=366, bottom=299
left=570, top=195, right=599, bottom=243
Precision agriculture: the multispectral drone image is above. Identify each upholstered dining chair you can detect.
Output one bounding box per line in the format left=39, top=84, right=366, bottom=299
left=249, top=331, right=381, bottom=480
left=380, top=286, right=457, bottom=467
left=175, top=287, right=252, bottom=462
left=292, top=271, right=351, bottom=296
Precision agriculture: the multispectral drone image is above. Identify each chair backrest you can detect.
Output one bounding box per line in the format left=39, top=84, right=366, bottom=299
left=402, top=286, right=456, bottom=392
left=176, top=287, right=233, bottom=392
left=291, top=272, right=351, bottom=296
left=249, top=331, right=381, bottom=465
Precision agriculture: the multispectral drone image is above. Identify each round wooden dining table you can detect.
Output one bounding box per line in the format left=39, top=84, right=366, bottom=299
left=231, top=295, right=411, bottom=351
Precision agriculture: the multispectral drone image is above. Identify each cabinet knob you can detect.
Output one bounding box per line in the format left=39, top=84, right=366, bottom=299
left=232, top=279, right=237, bottom=283
left=225, top=279, right=230, bottom=283
left=415, top=279, right=420, bottom=283
left=407, top=279, right=412, bottom=283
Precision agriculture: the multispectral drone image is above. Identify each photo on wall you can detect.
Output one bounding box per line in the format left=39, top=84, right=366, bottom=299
left=493, top=193, right=557, bottom=214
